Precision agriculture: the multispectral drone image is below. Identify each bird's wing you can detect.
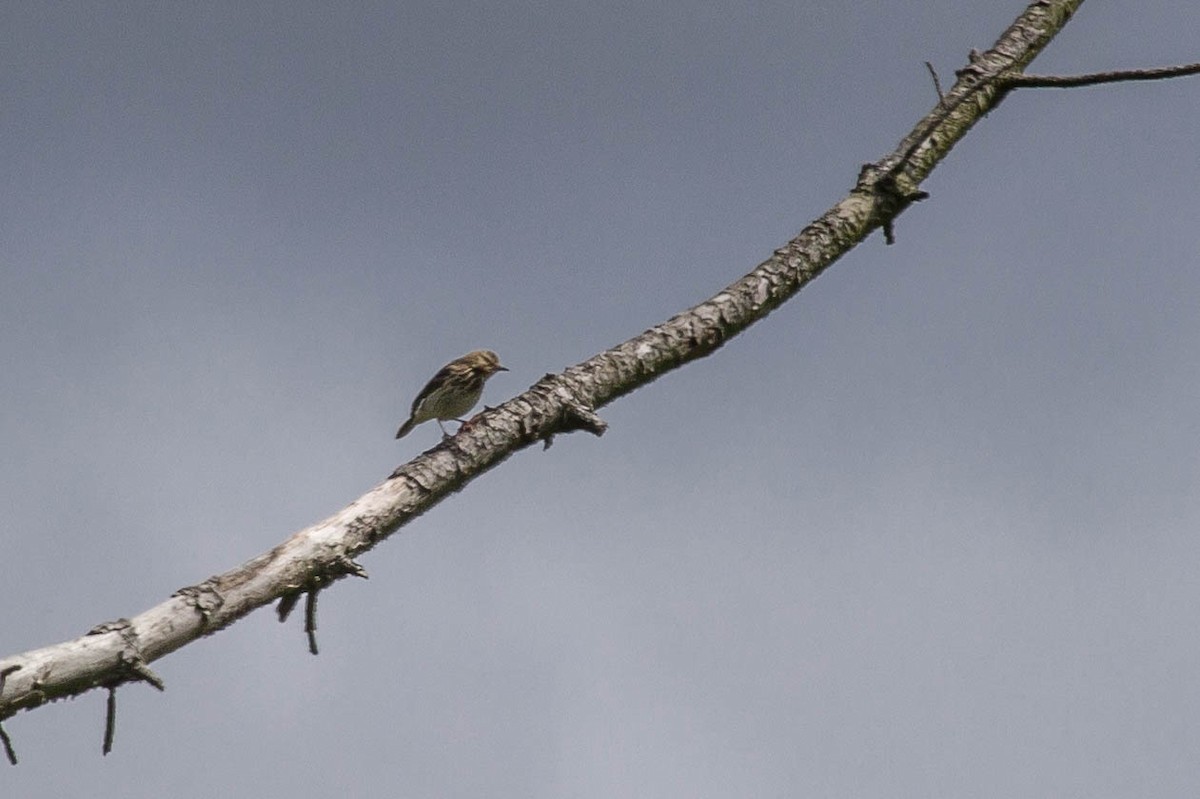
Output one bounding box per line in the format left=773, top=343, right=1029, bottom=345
left=410, top=363, right=456, bottom=415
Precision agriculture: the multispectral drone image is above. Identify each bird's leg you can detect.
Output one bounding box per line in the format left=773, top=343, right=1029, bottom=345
left=437, top=419, right=453, bottom=440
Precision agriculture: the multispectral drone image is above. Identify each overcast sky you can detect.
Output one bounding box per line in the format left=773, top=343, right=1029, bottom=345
left=3, top=2, right=1199, bottom=797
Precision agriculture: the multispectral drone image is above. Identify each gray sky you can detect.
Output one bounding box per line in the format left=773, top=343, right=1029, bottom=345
left=3, top=2, right=1199, bottom=797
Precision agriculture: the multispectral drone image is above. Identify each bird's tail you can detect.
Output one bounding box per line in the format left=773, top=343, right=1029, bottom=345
left=395, top=417, right=415, bottom=439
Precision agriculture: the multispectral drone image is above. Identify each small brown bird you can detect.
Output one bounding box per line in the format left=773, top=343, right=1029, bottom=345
left=395, top=350, right=508, bottom=439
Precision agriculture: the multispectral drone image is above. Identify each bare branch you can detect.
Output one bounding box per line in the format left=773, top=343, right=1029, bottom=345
left=0, top=0, right=1087, bottom=738
left=17, top=0, right=1194, bottom=759
left=1004, top=61, right=1200, bottom=88
left=882, top=4, right=1086, bottom=209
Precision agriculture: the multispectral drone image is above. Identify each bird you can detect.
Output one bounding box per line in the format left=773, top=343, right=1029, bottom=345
left=395, top=350, right=509, bottom=439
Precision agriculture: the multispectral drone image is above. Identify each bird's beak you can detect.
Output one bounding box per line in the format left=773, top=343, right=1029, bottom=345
left=495, top=365, right=509, bottom=372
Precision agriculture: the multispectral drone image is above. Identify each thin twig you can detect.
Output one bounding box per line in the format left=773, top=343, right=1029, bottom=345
left=0, top=664, right=19, bottom=698
left=102, top=688, right=116, bottom=756
left=924, top=61, right=945, bottom=101
left=1005, top=62, right=1200, bottom=88
left=129, top=659, right=166, bottom=692
left=276, top=591, right=301, bottom=623
left=886, top=55, right=1009, bottom=187
left=0, top=723, right=16, bottom=765
left=305, top=590, right=319, bottom=656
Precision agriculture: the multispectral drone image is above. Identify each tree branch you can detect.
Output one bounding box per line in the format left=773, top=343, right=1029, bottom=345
left=0, top=0, right=1083, bottom=734
left=6, top=0, right=1192, bottom=756
left=1003, top=62, right=1200, bottom=88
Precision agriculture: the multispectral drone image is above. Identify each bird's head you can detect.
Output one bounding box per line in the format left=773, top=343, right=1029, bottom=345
left=464, top=349, right=508, bottom=377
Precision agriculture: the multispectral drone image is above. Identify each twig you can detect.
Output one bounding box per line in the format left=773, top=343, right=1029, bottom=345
left=130, top=660, right=166, bottom=692
left=102, top=688, right=116, bottom=756
left=924, top=61, right=945, bottom=101
left=276, top=591, right=301, bottom=623
left=278, top=557, right=367, bottom=653
left=1003, top=62, right=1200, bottom=88
left=0, top=723, right=16, bottom=765
left=305, top=590, right=320, bottom=656
left=0, top=664, right=19, bottom=698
